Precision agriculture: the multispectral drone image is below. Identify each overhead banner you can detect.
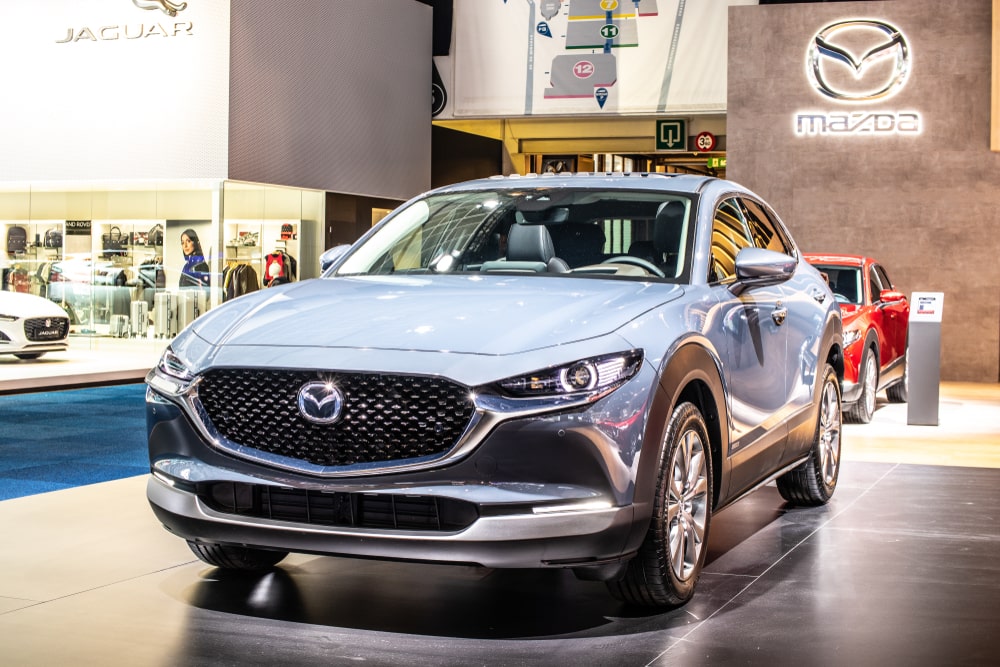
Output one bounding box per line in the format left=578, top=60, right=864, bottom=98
left=449, top=0, right=755, bottom=118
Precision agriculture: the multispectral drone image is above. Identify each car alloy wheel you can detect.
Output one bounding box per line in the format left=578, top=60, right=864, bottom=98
left=776, top=364, right=842, bottom=505
left=817, top=375, right=841, bottom=487
left=887, top=344, right=908, bottom=403
left=862, top=352, right=877, bottom=415
left=847, top=347, right=877, bottom=423
left=667, top=425, right=709, bottom=582
left=607, top=402, right=713, bottom=607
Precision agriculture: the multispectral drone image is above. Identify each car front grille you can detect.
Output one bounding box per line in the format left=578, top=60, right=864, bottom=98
left=200, top=481, right=478, bottom=531
left=24, top=317, right=69, bottom=341
left=195, top=368, right=476, bottom=470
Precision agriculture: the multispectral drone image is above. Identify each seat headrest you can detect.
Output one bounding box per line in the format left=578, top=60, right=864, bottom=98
left=507, top=224, right=556, bottom=263
left=549, top=223, right=606, bottom=267
left=628, top=240, right=657, bottom=263
left=654, top=201, right=685, bottom=254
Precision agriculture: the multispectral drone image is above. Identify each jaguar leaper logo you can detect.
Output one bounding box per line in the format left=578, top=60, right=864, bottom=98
left=55, top=0, right=194, bottom=43
left=133, top=0, right=188, bottom=17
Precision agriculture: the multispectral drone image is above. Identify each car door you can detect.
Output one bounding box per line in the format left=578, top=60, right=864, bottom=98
left=742, top=198, right=829, bottom=450
left=871, top=263, right=908, bottom=367
left=708, top=197, right=790, bottom=498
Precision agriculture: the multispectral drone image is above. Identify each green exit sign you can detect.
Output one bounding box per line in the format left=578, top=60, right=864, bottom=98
left=707, top=157, right=727, bottom=169
left=656, top=119, right=688, bottom=151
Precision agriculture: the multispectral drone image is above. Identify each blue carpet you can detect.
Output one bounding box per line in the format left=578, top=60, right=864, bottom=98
left=0, top=384, right=149, bottom=500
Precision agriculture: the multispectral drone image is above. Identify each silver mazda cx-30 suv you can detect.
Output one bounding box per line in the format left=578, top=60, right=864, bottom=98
left=146, top=173, right=843, bottom=608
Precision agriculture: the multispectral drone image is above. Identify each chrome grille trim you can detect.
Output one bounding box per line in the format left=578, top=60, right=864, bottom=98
left=24, top=317, right=69, bottom=341
left=192, top=368, right=478, bottom=476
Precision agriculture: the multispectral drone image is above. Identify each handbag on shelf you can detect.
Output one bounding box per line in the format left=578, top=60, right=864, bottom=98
left=101, top=225, right=128, bottom=257
left=43, top=228, right=63, bottom=249
left=228, top=231, right=259, bottom=247
left=6, top=225, right=27, bottom=254
left=148, top=223, right=164, bottom=246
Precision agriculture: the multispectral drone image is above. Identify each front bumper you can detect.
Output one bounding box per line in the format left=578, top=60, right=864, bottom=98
left=0, top=342, right=68, bottom=355
left=840, top=378, right=861, bottom=404
left=147, top=466, right=639, bottom=569
left=145, top=353, right=661, bottom=570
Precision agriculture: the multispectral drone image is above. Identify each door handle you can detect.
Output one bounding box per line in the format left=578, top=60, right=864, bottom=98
left=810, top=288, right=827, bottom=303
left=771, top=305, right=787, bottom=326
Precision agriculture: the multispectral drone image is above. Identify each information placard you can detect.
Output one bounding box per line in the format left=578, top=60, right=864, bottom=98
left=907, top=292, right=944, bottom=426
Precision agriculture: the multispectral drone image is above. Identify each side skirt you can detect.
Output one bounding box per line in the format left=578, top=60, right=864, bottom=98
left=714, top=454, right=811, bottom=515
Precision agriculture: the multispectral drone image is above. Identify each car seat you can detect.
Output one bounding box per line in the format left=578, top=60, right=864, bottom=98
left=481, top=224, right=570, bottom=273
left=550, top=223, right=606, bottom=268
left=628, top=200, right=685, bottom=276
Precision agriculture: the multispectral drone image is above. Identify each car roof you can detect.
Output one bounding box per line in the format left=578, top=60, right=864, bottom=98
left=803, top=253, right=871, bottom=267
left=428, top=172, right=722, bottom=195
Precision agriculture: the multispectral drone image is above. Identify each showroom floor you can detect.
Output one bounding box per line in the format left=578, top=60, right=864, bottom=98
left=0, top=351, right=998, bottom=665
left=0, top=335, right=163, bottom=394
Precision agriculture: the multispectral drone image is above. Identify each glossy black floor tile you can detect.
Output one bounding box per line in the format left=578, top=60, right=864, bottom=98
left=3, top=461, right=997, bottom=666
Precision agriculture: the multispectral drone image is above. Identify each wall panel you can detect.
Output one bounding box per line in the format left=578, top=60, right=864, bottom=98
left=727, top=0, right=1000, bottom=382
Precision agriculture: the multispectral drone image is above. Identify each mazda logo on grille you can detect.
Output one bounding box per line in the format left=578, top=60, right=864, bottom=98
left=297, top=381, right=344, bottom=424
left=807, top=19, right=910, bottom=101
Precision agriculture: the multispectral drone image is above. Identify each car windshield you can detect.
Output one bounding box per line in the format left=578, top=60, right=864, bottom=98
left=813, top=264, right=862, bottom=305
left=334, top=188, right=693, bottom=281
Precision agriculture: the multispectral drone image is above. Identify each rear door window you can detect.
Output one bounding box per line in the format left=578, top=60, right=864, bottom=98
left=739, top=198, right=794, bottom=256
left=710, top=198, right=753, bottom=283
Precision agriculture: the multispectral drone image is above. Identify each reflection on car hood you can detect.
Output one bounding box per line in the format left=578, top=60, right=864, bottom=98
left=0, top=291, right=70, bottom=318
left=839, top=304, right=862, bottom=326
left=189, top=275, right=683, bottom=356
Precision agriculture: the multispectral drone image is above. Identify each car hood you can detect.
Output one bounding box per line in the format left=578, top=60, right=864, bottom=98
left=188, top=275, right=684, bottom=356
left=839, top=304, right=864, bottom=328
left=0, top=291, right=70, bottom=318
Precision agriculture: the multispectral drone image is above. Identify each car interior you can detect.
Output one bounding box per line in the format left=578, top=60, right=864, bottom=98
left=476, top=196, right=690, bottom=280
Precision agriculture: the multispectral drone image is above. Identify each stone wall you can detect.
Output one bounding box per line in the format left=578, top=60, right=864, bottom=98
left=727, top=0, right=1000, bottom=382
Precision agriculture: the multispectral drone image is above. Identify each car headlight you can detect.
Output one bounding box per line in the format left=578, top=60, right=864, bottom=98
left=496, top=350, right=643, bottom=399
left=148, top=347, right=198, bottom=396
left=843, top=329, right=861, bottom=348
left=0, top=314, right=19, bottom=322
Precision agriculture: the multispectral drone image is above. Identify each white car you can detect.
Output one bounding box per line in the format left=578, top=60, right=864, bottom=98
left=0, top=291, right=70, bottom=359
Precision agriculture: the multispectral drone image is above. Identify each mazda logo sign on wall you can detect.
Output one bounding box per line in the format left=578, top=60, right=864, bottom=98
left=297, top=381, right=345, bottom=425
left=807, top=19, right=910, bottom=101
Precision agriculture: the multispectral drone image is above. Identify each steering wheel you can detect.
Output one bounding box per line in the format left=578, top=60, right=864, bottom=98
left=601, top=255, right=666, bottom=278
left=833, top=293, right=851, bottom=305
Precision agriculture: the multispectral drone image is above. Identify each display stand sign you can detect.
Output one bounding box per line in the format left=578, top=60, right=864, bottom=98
left=907, top=292, right=944, bottom=426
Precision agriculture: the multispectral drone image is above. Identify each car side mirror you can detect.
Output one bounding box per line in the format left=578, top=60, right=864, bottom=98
left=879, top=289, right=906, bottom=304
left=730, top=247, right=797, bottom=296
left=320, top=244, right=351, bottom=273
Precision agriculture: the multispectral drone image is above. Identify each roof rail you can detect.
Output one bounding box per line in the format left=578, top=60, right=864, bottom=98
left=492, top=171, right=683, bottom=179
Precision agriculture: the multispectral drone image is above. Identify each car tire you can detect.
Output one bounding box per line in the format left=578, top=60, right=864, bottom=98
left=777, top=364, right=841, bottom=506
left=13, top=353, right=44, bottom=360
left=886, top=345, right=908, bottom=403
left=846, top=347, right=877, bottom=423
left=187, top=541, right=288, bottom=571
left=607, top=401, right=713, bottom=608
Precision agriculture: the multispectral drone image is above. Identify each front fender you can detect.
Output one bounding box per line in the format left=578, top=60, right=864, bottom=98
left=623, top=341, right=728, bottom=553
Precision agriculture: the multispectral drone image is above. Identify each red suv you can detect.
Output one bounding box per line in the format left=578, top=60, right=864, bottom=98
left=805, top=254, right=909, bottom=423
